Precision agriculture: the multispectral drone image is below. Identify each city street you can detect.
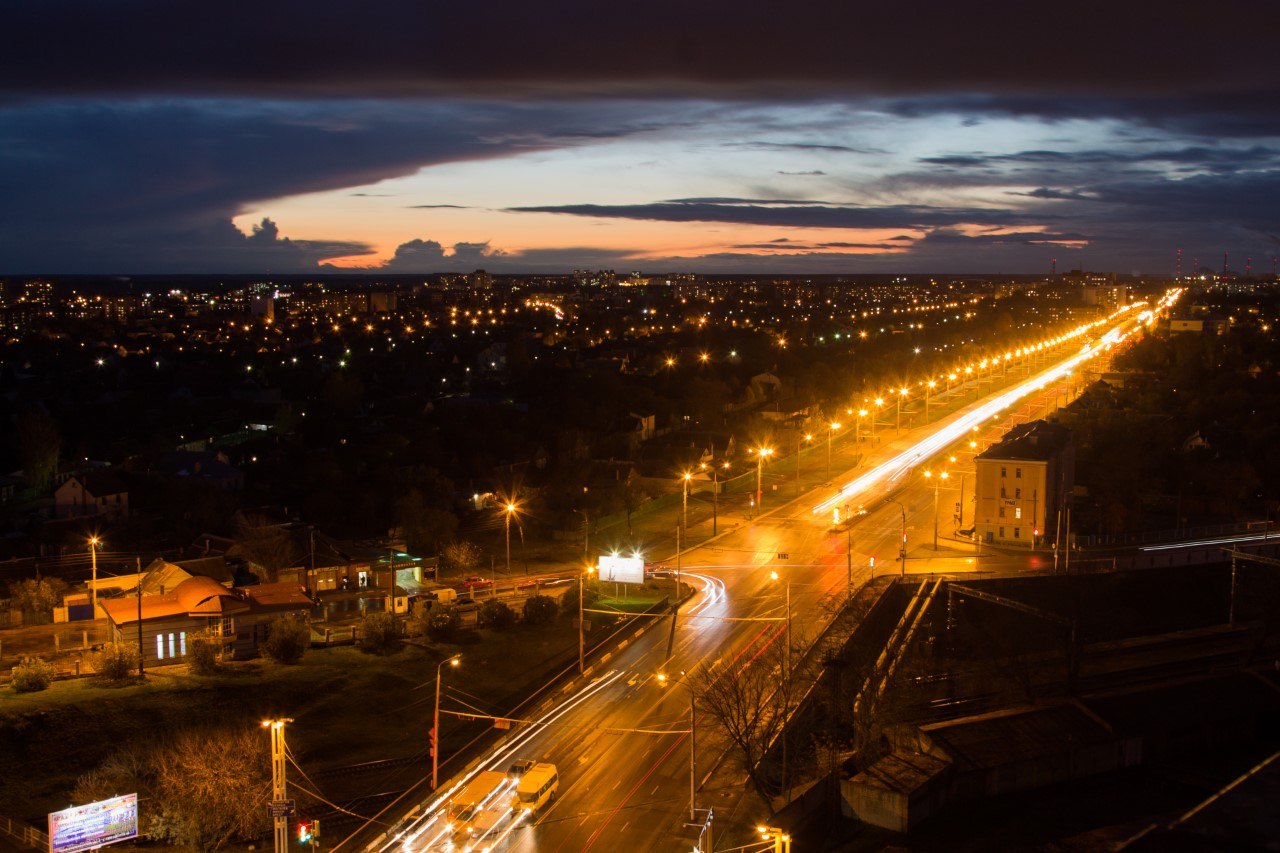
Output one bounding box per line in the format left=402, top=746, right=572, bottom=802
left=353, top=302, right=1163, bottom=853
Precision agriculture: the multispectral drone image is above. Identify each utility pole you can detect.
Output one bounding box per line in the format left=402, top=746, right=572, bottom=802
left=578, top=566, right=594, bottom=674
left=135, top=557, right=144, bottom=678
left=689, top=693, right=696, bottom=822
left=432, top=655, right=460, bottom=789
left=88, top=536, right=100, bottom=617
left=263, top=719, right=293, bottom=853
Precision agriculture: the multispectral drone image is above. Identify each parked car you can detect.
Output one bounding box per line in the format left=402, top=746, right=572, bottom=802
left=457, top=576, right=494, bottom=591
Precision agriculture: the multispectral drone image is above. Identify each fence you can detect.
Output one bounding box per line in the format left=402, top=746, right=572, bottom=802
left=0, top=814, right=49, bottom=851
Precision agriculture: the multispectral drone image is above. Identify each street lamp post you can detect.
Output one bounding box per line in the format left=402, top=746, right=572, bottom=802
left=754, top=447, right=773, bottom=515
left=884, top=498, right=908, bottom=573
left=758, top=826, right=793, bottom=853
left=926, top=380, right=936, bottom=420
left=796, top=434, right=811, bottom=495
left=897, top=387, right=908, bottom=433
left=681, top=472, right=692, bottom=530
left=578, top=565, right=595, bottom=674
left=504, top=503, right=516, bottom=575
left=656, top=671, right=699, bottom=822
left=262, top=718, right=294, bottom=853
left=827, top=421, right=841, bottom=480
left=923, top=469, right=949, bottom=550
left=873, top=398, right=884, bottom=438
left=432, top=654, right=461, bottom=789
left=88, top=536, right=100, bottom=617
left=769, top=569, right=792, bottom=799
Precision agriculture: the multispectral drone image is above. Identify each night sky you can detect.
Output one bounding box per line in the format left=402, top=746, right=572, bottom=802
left=4, top=1, right=1278, bottom=274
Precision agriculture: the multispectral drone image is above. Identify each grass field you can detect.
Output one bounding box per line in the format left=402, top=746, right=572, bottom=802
left=0, top=618, right=581, bottom=828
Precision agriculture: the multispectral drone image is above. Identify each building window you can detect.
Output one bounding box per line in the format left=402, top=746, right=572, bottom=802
left=1016, top=468, right=1022, bottom=478
left=999, top=507, right=1006, bottom=518
left=168, top=634, right=176, bottom=659
left=1000, top=487, right=1007, bottom=498
left=999, top=527, right=1005, bottom=538
left=1015, top=507, right=1022, bottom=519
left=358, top=570, right=369, bottom=588
left=179, top=632, right=187, bottom=656
left=1014, top=527, right=1021, bottom=538
left=156, top=635, right=165, bottom=660
left=1015, top=488, right=1022, bottom=499
left=1000, top=467, right=1007, bottom=477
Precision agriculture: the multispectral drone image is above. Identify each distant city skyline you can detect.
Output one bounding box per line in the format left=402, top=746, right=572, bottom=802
left=3, top=2, right=1278, bottom=275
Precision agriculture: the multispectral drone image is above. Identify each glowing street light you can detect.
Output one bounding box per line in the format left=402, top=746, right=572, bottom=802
left=923, top=469, right=950, bottom=550
left=504, top=502, right=518, bottom=575
left=87, top=535, right=101, bottom=616
left=827, top=421, right=841, bottom=479
left=753, top=447, right=774, bottom=514
left=432, top=655, right=462, bottom=789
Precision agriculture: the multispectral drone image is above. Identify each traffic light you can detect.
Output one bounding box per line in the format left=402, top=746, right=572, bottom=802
left=296, top=822, right=312, bottom=845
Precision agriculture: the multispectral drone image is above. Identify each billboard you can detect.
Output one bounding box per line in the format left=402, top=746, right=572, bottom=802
left=597, top=554, right=644, bottom=584
left=49, top=794, right=138, bottom=853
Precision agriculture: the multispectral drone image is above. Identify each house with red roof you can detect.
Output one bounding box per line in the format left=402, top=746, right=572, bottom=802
left=100, top=576, right=312, bottom=665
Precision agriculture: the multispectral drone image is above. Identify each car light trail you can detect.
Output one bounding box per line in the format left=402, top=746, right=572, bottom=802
left=814, top=292, right=1181, bottom=517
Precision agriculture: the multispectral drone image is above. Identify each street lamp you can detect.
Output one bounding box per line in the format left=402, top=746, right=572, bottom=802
left=701, top=461, right=729, bottom=535
left=504, top=502, right=517, bottom=575
left=796, top=433, right=812, bottom=494
left=758, top=826, right=793, bottom=853
left=753, top=447, right=774, bottom=515
left=769, top=569, right=792, bottom=797
left=578, top=564, right=596, bottom=674
left=884, top=497, right=908, bottom=573
left=856, top=408, right=868, bottom=446
left=926, top=379, right=936, bottom=420
left=896, top=387, right=908, bottom=433
left=656, top=669, right=699, bottom=821
left=826, top=421, right=841, bottom=480
left=432, top=654, right=462, bottom=789
left=87, top=535, right=100, bottom=616
left=923, top=469, right=949, bottom=550
left=873, top=398, right=884, bottom=437
left=681, top=471, right=693, bottom=531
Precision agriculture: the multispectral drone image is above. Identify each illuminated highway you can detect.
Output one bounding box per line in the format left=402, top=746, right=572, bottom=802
left=352, top=291, right=1182, bottom=853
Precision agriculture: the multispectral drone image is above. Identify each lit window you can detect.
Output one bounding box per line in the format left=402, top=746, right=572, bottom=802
left=180, top=632, right=187, bottom=656
left=168, top=634, right=176, bottom=658
left=1015, top=507, right=1022, bottom=519
left=156, top=635, right=165, bottom=660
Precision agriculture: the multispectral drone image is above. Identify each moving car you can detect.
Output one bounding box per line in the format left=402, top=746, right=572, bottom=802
left=513, top=763, right=558, bottom=814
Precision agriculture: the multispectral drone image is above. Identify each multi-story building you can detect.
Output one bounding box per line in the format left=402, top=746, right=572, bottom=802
left=974, top=420, right=1074, bottom=548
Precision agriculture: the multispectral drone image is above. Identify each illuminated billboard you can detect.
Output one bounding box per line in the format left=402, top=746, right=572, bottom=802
left=49, top=794, right=138, bottom=853
left=597, top=554, right=644, bottom=584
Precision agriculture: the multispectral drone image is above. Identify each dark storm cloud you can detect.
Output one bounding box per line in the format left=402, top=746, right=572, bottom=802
left=376, top=238, right=503, bottom=271
left=0, top=98, right=666, bottom=272
left=4, top=1, right=1275, bottom=101
left=508, top=199, right=1048, bottom=230
left=922, top=146, right=1280, bottom=170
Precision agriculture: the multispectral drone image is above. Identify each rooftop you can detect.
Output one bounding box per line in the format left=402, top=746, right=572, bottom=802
left=976, top=419, right=1073, bottom=463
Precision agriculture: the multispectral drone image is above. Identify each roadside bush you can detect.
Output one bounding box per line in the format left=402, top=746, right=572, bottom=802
left=478, top=599, right=516, bottom=630
left=358, top=612, right=400, bottom=654
left=94, top=642, right=139, bottom=681
left=11, top=656, right=55, bottom=692
left=424, top=604, right=460, bottom=642
left=522, top=595, right=558, bottom=626
left=6, top=577, right=68, bottom=625
left=186, top=631, right=222, bottom=675
left=261, top=617, right=311, bottom=664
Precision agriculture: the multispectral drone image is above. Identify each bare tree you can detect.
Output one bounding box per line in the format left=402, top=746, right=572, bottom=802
left=441, top=539, right=482, bottom=574
left=689, top=627, right=796, bottom=806
left=74, top=726, right=274, bottom=851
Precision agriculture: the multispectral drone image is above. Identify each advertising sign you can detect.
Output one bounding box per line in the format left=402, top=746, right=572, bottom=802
left=597, top=554, right=644, bottom=584
left=49, top=794, right=138, bottom=853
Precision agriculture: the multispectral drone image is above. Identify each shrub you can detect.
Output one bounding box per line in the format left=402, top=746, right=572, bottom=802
left=261, top=617, right=311, bottom=664
left=94, top=642, right=139, bottom=681
left=522, top=595, right=558, bottom=626
left=358, top=612, right=400, bottom=654
left=186, top=631, right=222, bottom=675
left=424, top=604, right=460, bottom=642
left=7, top=577, right=68, bottom=625
left=478, top=599, right=516, bottom=630
left=11, top=656, right=55, bottom=692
